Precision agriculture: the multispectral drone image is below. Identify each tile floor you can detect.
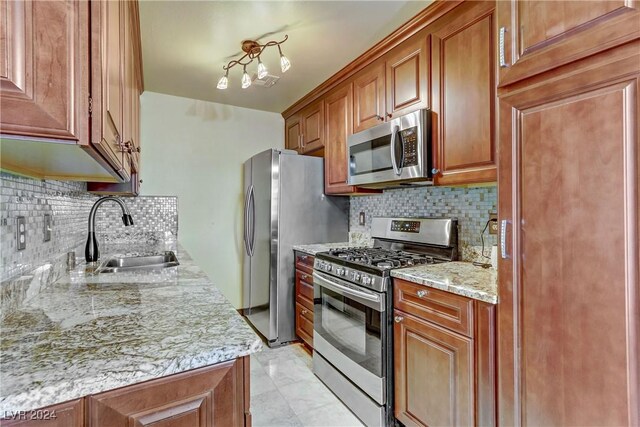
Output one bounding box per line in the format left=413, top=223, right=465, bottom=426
left=250, top=343, right=365, bottom=427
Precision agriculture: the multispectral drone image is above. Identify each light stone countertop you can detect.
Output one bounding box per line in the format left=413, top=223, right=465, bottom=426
left=391, top=262, right=498, bottom=304
left=293, top=242, right=352, bottom=256
left=0, top=243, right=262, bottom=413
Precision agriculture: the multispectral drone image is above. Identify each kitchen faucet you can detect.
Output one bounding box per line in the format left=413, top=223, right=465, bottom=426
left=85, top=196, right=134, bottom=262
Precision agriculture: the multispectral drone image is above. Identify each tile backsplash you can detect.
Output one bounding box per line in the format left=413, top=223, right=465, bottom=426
left=0, top=172, right=177, bottom=281
left=350, top=185, right=497, bottom=262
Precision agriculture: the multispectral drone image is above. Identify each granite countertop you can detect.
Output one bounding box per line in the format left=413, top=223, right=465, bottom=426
left=391, top=262, right=498, bottom=304
left=293, top=242, right=352, bottom=256
left=0, top=242, right=262, bottom=413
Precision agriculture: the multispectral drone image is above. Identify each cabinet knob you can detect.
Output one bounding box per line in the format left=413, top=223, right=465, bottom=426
left=139, top=179, right=143, bottom=184
left=431, top=168, right=440, bottom=175
left=302, top=309, right=308, bottom=315
left=136, top=147, right=141, bottom=153
left=417, top=290, right=428, bottom=298
left=386, top=113, right=392, bottom=119
left=376, top=115, right=384, bottom=121
left=394, top=315, right=404, bottom=323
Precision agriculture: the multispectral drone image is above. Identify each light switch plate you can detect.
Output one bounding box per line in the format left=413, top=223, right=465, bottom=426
left=43, top=214, right=52, bottom=242
left=17, top=216, right=26, bottom=250
left=489, top=213, right=498, bottom=235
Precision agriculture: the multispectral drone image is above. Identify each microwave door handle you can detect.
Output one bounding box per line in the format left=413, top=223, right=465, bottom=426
left=390, top=125, right=401, bottom=176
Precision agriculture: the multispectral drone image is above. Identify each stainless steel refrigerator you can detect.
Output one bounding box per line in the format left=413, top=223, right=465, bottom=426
left=242, top=149, right=348, bottom=347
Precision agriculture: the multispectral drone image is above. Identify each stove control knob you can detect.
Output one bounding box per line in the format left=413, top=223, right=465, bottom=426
left=362, top=276, right=372, bottom=285
left=351, top=272, right=361, bottom=281
left=326, top=264, right=332, bottom=272
left=336, top=267, right=344, bottom=276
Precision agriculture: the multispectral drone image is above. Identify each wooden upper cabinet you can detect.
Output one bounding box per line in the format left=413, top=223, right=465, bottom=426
left=324, top=84, right=353, bottom=194
left=88, top=359, right=248, bottom=427
left=0, top=399, right=83, bottom=427
left=431, top=1, right=496, bottom=185
left=498, top=43, right=640, bottom=426
left=0, top=0, right=88, bottom=142
left=385, top=34, right=429, bottom=120
left=353, top=61, right=386, bottom=132
left=300, top=100, right=324, bottom=154
left=394, top=311, right=474, bottom=427
left=90, top=0, right=128, bottom=180
left=497, top=0, right=640, bottom=86
left=285, top=114, right=301, bottom=151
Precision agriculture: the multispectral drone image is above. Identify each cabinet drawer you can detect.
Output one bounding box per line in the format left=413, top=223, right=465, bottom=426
left=394, top=278, right=474, bottom=338
left=296, top=302, right=314, bottom=348
left=295, top=253, right=314, bottom=274
left=296, top=270, right=314, bottom=309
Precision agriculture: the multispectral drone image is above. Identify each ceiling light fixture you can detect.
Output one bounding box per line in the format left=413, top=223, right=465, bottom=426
left=216, top=35, right=290, bottom=90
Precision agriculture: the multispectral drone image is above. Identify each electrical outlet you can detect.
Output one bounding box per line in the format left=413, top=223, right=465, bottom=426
left=43, top=214, right=52, bottom=242
left=359, top=211, right=366, bottom=226
left=489, top=213, right=498, bottom=235
left=16, top=216, right=26, bottom=250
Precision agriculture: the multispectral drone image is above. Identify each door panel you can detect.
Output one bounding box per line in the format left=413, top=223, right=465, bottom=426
left=300, top=100, right=324, bottom=153
left=353, top=62, right=386, bottom=132
left=247, top=149, right=275, bottom=341
left=285, top=115, right=301, bottom=151
left=385, top=34, right=429, bottom=119
left=431, top=2, right=496, bottom=185
left=498, top=44, right=640, bottom=426
left=0, top=0, right=88, bottom=142
left=497, top=0, right=639, bottom=86
left=394, top=311, right=474, bottom=427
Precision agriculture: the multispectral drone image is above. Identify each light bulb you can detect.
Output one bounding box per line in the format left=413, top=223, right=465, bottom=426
left=216, top=74, right=228, bottom=90
left=257, top=58, right=268, bottom=80
left=241, top=67, right=251, bottom=89
left=280, top=54, right=291, bottom=73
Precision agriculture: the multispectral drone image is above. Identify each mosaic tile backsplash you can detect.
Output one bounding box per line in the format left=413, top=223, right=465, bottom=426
left=350, top=185, right=497, bottom=262
left=0, top=172, right=177, bottom=281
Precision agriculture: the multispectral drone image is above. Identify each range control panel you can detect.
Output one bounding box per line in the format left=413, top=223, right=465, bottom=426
left=401, top=127, right=418, bottom=166
left=390, top=220, right=421, bottom=233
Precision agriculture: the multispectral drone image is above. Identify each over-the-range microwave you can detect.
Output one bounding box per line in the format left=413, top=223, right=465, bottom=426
left=347, top=108, right=432, bottom=189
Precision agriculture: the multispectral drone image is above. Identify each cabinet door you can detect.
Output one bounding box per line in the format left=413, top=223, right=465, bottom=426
left=394, top=311, right=474, bottom=427
left=324, top=83, right=353, bottom=194
left=431, top=1, right=496, bottom=186
left=285, top=115, right=301, bottom=152
left=0, top=399, right=83, bottom=427
left=353, top=61, right=386, bottom=132
left=498, top=43, right=640, bottom=426
left=295, top=301, right=314, bottom=348
left=300, top=100, right=324, bottom=154
left=0, top=0, right=88, bottom=142
left=497, top=0, right=639, bottom=86
left=88, top=358, right=248, bottom=427
left=90, top=0, right=127, bottom=179
left=385, top=34, right=429, bottom=120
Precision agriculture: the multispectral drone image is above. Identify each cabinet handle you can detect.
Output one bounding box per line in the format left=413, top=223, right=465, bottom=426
left=300, top=255, right=308, bottom=261
left=499, top=27, right=508, bottom=68
left=500, top=219, right=510, bottom=259
left=394, top=315, right=404, bottom=323
left=431, top=168, right=440, bottom=175
left=302, top=309, right=308, bottom=315
left=417, top=289, right=428, bottom=298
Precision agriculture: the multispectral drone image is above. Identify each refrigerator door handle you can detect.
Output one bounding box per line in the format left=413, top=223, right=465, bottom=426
left=243, top=185, right=251, bottom=256
left=248, top=185, right=255, bottom=256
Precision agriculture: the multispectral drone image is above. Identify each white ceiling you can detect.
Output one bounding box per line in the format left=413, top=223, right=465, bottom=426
left=139, top=1, right=432, bottom=113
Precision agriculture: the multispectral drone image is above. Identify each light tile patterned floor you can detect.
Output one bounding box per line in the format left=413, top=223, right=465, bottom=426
left=250, top=343, right=365, bottom=427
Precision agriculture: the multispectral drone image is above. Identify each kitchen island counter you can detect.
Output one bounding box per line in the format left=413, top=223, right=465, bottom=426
left=391, top=261, right=498, bottom=304
left=0, top=243, right=262, bottom=413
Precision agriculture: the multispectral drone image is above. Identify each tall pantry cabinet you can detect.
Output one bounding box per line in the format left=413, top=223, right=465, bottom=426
left=496, top=1, right=640, bottom=426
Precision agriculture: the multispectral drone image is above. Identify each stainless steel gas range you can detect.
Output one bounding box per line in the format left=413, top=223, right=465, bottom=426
left=311, top=217, right=458, bottom=427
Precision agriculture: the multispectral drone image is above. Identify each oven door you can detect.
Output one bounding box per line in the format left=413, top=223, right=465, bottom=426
left=313, top=271, right=386, bottom=404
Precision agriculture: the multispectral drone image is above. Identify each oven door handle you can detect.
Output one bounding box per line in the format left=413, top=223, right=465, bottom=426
left=313, top=272, right=385, bottom=311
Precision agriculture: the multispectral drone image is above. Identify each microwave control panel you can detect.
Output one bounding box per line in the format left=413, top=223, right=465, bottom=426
left=401, top=127, right=418, bottom=166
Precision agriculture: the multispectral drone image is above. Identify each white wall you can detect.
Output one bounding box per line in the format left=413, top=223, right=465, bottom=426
left=139, top=92, right=283, bottom=307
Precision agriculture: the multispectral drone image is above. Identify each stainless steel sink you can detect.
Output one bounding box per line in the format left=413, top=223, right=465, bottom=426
left=96, top=251, right=179, bottom=273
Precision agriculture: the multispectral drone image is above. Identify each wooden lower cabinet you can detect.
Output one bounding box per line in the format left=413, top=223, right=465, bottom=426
left=0, top=399, right=83, bottom=427
left=294, top=252, right=315, bottom=348
left=394, top=279, right=496, bottom=427
left=1, top=358, right=250, bottom=427
left=88, top=358, right=249, bottom=427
